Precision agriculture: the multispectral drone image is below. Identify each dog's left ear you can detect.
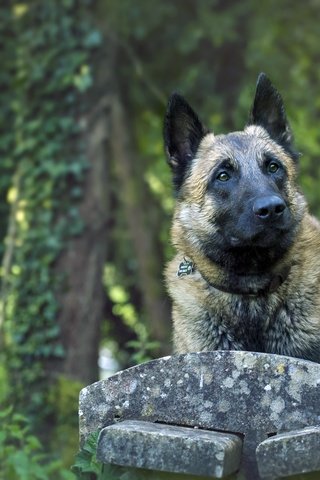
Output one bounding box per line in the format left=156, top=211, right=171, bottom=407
left=248, top=73, right=294, bottom=152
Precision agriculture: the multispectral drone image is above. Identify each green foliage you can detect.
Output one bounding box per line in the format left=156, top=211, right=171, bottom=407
left=72, top=432, right=105, bottom=480
left=126, top=330, right=161, bottom=365
left=1, top=0, right=100, bottom=421
left=104, top=263, right=140, bottom=332
left=48, top=376, right=83, bottom=426
left=0, top=406, right=74, bottom=480
left=0, top=4, right=15, bottom=259
left=103, top=263, right=160, bottom=364
left=47, top=376, right=84, bottom=467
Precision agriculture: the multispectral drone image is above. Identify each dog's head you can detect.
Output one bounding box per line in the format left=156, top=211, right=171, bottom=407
left=164, top=74, right=306, bottom=272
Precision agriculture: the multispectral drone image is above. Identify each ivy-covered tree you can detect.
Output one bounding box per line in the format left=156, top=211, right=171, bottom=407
left=0, top=2, right=111, bottom=459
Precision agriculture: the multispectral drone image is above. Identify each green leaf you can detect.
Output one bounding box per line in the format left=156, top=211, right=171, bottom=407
left=83, top=30, right=102, bottom=48
left=0, top=406, right=13, bottom=419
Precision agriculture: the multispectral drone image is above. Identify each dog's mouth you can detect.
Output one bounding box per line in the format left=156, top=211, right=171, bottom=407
left=228, top=226, right=292, bottom=248
left=201, top=223, right=295, bottom=274
left=229, top=235, right=251, bottom=247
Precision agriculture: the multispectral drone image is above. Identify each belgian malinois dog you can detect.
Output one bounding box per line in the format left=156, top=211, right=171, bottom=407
left=164, top=73, right=320, bottom=362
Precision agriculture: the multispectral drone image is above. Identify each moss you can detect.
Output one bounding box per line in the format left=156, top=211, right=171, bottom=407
left=48, top=376, right=84, bottom=467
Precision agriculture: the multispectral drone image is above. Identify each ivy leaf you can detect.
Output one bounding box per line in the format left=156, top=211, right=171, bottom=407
left=83, top=30, right=102, bottom=48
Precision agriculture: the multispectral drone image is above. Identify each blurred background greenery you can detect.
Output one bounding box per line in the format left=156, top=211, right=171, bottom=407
left=1, top=0, right=320, bottom=479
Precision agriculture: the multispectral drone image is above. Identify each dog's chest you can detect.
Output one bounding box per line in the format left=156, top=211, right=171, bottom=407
left=212, top=295, right=270, bottom=350
left=202, top=290, right=318, bottom=360
left=203, top=292, right=290, bottom=351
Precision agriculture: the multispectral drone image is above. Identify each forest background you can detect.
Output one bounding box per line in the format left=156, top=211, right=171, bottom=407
left=1, top=1, right=320, bottom=479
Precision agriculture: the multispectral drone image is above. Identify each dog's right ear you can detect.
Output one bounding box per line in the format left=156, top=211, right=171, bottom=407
left=164, top=93, right=208, bottom=190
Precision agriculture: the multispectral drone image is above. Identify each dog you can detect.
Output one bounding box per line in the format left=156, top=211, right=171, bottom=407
left=164, top=73, right=320, bottom=362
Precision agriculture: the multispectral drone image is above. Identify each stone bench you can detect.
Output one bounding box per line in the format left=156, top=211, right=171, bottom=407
left=79, top=351, right=320, bottom=479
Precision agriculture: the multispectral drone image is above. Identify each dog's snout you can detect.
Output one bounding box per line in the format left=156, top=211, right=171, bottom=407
left=253, top=195, right=286, bottom=220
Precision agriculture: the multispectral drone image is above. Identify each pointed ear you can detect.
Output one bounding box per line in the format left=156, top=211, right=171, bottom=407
left=248, top=73, right=296, bottom=156
left=164, top=93, right=208, bottom=190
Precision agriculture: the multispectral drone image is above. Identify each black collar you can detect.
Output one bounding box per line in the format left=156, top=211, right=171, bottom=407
left=177, top=257, right=290, bottom=296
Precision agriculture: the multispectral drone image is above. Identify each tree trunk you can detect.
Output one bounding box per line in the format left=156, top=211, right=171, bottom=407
left=110, top=95, right=172, bottom=355
left=52, top=52, right=114, bottom=385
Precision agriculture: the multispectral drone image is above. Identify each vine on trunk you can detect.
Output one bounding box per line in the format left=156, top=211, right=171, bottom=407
left=0, top=0, right=101, bottom=423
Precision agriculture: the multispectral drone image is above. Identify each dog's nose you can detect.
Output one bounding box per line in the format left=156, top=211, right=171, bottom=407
left=253, top=195, right=286, bottom=220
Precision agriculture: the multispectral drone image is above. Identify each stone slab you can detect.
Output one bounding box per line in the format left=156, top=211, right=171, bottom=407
left=79, top=351, right=320, bottom=479
left=256, top=426, right=320, bottom=479
left=97, top=420, right=242, bottom=478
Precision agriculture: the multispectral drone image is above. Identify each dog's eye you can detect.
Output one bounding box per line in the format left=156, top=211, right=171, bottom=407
left=216, top=172, right=230, bottom=182
left=268, top=162, right=279, bottom=174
